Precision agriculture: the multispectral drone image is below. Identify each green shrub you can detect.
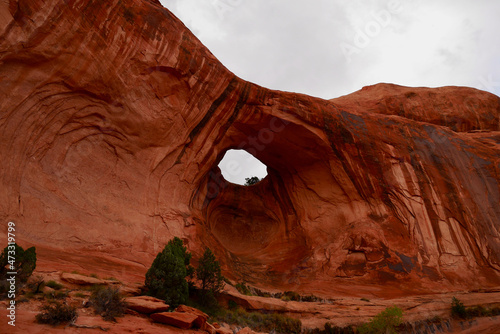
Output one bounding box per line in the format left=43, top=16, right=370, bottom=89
left=28, top=275, right=45, bottom=294
left=54, top=291, right=68, bottom=299
left=213, top=308, right=301, bottom=334
left=90, top=286, right=126, bottom=321
left=358, top=306, right=403, bottom=334
left=35, top=301, right=77, bottom=325
left=301, top=294, right=322, bottom=302
left=168, top=237, right=194, bottom=278
left=282, top=291, right=301, bottom=301
left=44, top=290, right=68, bottom=300
left=46, top=280, right=63, bottom=290
left=0, top=243, right=36, bottom=283
left=196, top=248, right=225, bottom=293
left=451, top=303, right=499, bottom=319
left=490, top=306, right=500, bottom=316
left=145, top=237, right=192, bottom=307
left=236, top=282, right=252, bottom=296
left=451, top=297, right=467, bottom=319
left=467, top=305, right=489, bottom=318
left=323, top=323, right=355, bottom=334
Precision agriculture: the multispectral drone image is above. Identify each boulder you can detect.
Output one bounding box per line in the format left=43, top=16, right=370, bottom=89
left=237, top=328, right=267, bottom=334
left=175, top=304, right=208, bottom=328
left=125, top=296, right=169, bottom=314
left=150, top=312, right=199, bottom=329
left=216, top=327, right=234, bottom=334
left=205, top=322, right=217, bottom=334
left=60, top=273, right=106, bottom=286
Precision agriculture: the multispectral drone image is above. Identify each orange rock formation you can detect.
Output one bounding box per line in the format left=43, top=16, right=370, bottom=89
left=1, top=0, right=499, bottom=298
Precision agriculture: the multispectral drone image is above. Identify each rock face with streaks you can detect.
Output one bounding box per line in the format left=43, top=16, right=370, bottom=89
left=0, top=0, right=499, bottom=297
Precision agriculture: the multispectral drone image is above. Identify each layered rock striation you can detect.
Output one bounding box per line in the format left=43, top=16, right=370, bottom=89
left=1, top=0, right=499, bottom=296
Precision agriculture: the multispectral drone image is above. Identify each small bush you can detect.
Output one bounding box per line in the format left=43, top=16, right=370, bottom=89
left=28, top=275, right=45, bottom=294
left=90, top=286, right=126, bottom=321
left=212, top=308, right=301, bottom=334
left=46, top=280, right=63, bottom=290
left=75, top=292, right=86, bottom=298
left=467, top=305, right=489, bottom=318
left=451, top=297, right=467, bottom=319
left=301, top=294, right=322, bottom=302
left=304, top=323, right=355, bottom=334
left=490, top=306, right=500, bottom=316
left=358, top=306, right=403, bottom=334
left=56, top=291, right=69, bottom=299
left=36, top=301, right=77, bottom=325
left=44, top=290, right=68, bottom=300
left=236, top=282, right=252, bottom=296
left=324, top=323, right=355, bottom=334
left=450, top=302, right=500, bottom=319
left=0, top=243, right=36, bottom=284
left=282, top=291, right=301, bottom=301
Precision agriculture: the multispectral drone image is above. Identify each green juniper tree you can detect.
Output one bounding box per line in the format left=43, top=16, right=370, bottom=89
left=196, top=248, right=225, bottom=296
left=0, top=243, right=36, bottom=295
left=145, top=237, right=193, bottom=307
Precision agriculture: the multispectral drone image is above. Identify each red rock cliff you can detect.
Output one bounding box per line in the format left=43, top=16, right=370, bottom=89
left=1, top=0, right=499, bottom=296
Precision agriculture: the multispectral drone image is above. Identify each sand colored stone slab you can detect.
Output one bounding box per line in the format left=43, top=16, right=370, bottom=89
left=150, top=312, right=199, bottom=329
left=125, top=296, right=170, bottom=314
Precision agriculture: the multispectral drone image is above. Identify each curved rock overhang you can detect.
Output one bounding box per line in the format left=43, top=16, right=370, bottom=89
left=0, top=0, right=499, bottom=295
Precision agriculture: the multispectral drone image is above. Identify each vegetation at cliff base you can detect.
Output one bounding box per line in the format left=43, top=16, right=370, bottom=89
left=451, top=297, right=467, bottom=319
left=357, top=306, right=403, bottom=334
left=197, top=248, right=224, bottom=293
left=0, top=243, right=36, bottom=283
left=36, top=301, right=77, bottom=325
left=145, top=237, right=192, bottom=307
left=212, top=307, right=302, bottom=334
left=450, top=296, right=500, bottom=319
left=0, top=243, right=37, bottom=296
left=90, top=286, right=127, bottom=321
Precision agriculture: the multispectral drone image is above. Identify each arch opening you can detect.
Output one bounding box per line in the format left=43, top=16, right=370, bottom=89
left=218, top=149, right=268, bottom=185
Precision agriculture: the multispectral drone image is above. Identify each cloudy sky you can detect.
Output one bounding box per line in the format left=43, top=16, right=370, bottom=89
left=159, top=0, right=500, bottom=184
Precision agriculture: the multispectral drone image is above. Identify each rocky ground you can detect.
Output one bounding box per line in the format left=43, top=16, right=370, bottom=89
left=1, top=0, right=500, bottom=332
left=1, top=249, right=500, bottom=333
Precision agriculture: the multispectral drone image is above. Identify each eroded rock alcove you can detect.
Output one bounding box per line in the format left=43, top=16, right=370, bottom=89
left=1, top=0, right=499, bottom=297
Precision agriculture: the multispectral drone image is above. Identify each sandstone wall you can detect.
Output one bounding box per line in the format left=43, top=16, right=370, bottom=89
left=1, top=0, right=499, bottom=296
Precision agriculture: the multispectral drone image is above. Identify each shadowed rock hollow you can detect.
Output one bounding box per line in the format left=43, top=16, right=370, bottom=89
left=1, top=0, right=499, bottom=297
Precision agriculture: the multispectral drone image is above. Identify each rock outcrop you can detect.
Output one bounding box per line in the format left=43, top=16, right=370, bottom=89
left=125, top=296, right=170, bottom=314
left=60, top=272, right=117, bottom=286
left=0, top=0, right=499, bottom=298
left=150, top=312, right=199, bottom=329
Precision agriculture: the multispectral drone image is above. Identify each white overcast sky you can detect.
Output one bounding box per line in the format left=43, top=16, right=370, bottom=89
left=158, top=0, right=500, bottom=184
